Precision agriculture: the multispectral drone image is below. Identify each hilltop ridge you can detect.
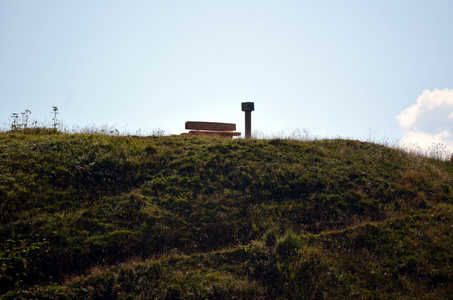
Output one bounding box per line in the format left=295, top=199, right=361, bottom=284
left=1, top=132, right=452, bottom=298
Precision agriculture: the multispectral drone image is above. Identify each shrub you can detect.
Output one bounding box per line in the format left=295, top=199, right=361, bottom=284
left=275, top=231, right=304, bottom=259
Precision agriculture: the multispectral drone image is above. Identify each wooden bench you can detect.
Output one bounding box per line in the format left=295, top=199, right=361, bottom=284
left=183, top=121, right=241, bottom=138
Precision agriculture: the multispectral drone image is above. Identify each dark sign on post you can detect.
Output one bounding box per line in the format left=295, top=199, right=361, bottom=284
left=241, top=102, right=255, bottom=112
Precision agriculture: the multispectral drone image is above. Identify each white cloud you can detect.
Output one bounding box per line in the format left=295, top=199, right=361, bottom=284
left=398, top=130, right=453, bottom=160
left=397, top=89, right=453, bottom=158
left=397, top=103, right=419, bottom=128
left=398, top=88, right=453, bottom=130
left=399, top=130, right=451, bottom=147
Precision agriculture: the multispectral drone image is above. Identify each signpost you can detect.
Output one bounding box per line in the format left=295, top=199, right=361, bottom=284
left=241, top=102, right=254, bottom=139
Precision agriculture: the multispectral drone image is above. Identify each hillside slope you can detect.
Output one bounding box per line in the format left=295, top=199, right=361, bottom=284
left=1, top=132, right=452, bottom=299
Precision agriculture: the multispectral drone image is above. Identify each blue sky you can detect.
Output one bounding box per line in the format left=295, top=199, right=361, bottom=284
left=1, top=1, right=452, bottom=146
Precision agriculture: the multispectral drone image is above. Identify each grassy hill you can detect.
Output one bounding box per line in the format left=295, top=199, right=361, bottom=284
left=1, top=131, right=452, bottom=299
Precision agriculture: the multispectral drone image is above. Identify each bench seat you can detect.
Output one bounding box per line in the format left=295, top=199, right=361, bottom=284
left=185, top=130, right=241, bottom=137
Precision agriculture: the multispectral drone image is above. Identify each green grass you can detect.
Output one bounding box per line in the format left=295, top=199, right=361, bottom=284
left=1, top=131, right=452, bottom=299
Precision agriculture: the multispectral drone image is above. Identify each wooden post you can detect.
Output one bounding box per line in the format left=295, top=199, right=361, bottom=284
left=241, top=102, right=254, bottom=139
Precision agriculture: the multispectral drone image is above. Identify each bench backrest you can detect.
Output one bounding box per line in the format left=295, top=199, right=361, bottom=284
left=185, top=121, right=236, bottom=132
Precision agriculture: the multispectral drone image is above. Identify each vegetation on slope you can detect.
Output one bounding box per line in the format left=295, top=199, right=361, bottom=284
left=1, top=131, right=452, bottom=298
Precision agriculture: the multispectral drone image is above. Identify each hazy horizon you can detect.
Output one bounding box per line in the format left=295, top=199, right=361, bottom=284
left=1, top=1, right=452, bottom=150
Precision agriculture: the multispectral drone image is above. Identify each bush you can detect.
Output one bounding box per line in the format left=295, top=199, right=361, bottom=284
left=275, top=231, right=304, bottom=259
